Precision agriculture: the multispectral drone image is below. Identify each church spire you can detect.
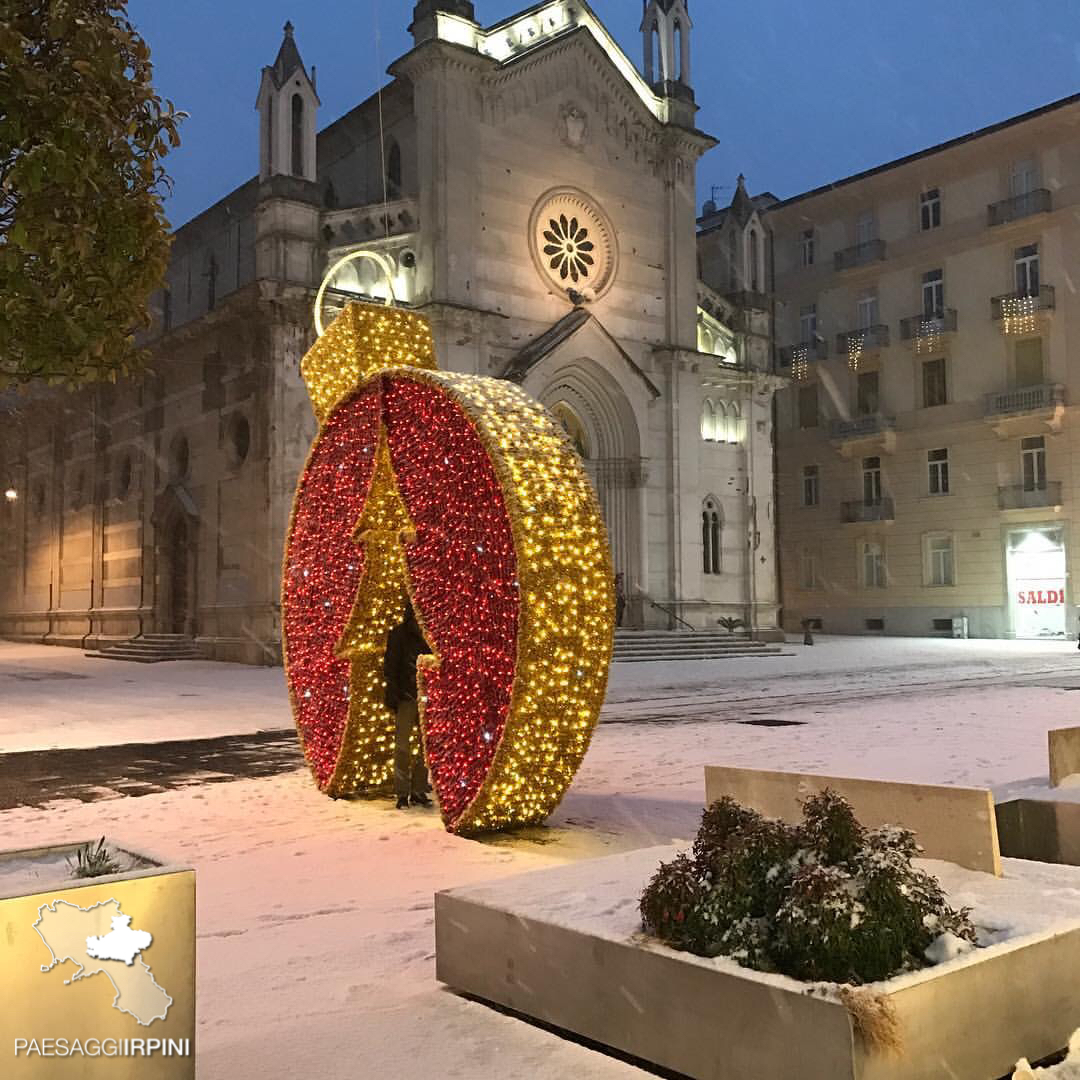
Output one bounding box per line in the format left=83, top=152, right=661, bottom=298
left=641, top=0, right=693, bottom=100
left=256, top=21, right=320, bottom=183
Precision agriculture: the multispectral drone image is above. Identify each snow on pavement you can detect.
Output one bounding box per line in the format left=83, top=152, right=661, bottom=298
left=3, top=635, right=1080, bottom=1076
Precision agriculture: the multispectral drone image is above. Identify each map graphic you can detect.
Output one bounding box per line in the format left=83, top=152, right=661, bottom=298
left=33, top=898, right=173, bottom=1026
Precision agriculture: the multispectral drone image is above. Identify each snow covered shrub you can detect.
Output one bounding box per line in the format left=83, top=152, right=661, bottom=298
left=640, top=790, right=976, bottom=985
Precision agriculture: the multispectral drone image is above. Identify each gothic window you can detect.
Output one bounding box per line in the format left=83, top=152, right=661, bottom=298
left=749, top=228, right=760, bottom=291
left=207, top=254, right=218, bottom=312
left=649, top=23, right=660, bottom=82
left=552, top=402, right=590, bottom=459
left=702, top=499, right=722, bottom=575
left=701, top=399, right=716, bottom=441
left=291, top=94, right=304, bottom=176
left=727, top=231, right=737, bottom=291
left=387, top=140, right=402, bottom=197
left=673, top=21, right=683, bottom=81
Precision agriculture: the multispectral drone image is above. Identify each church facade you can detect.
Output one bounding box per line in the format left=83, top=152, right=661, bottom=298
left=0, top=0, right=783, bottom=663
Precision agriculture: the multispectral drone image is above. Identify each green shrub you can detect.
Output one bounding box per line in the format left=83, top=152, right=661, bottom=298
left=640, top=790, right=976, bottom=985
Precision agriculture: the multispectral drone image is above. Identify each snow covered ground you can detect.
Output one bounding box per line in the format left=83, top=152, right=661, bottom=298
left=3, top=635, right=1080, bottom=1077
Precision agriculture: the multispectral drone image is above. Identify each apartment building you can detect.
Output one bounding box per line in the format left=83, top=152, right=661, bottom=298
left=769, top=93, right=1080, bottom=639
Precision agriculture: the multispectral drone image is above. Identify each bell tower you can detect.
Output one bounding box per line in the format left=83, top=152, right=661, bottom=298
left=256, top=21, right=320, bottom=183
left=641, top=0, right=693, bottom=103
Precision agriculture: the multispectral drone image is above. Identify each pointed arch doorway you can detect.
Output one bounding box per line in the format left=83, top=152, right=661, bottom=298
left=152, top=485, right=199, bottom=638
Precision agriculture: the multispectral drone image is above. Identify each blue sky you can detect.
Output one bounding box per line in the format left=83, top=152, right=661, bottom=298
left=127, top=0, right=1080, bottom=229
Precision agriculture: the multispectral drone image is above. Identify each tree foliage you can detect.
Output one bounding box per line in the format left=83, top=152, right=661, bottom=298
left=0, top=1, right=181, bottom=386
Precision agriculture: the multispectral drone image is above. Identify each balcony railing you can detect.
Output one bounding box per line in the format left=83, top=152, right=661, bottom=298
left=985, top=383, right=1066, bottom=417
left=725, top=289, right=771, bottom=312
left=900, top=309, right=958, bottom=342
left=992, top=285, right=1055, bottom=320
left=778, top=341, right=828, bottom=369
left=842, top=497, right=895, bottom=523
left=836, top=325, right=890, bottom=353
left=829, top=414, right=896, bottom=440
left=987, top=189, right=1052, bottom=227
left=998, top=482, right=1063, bottom=510
left=834, top=239, right=886, bottom=271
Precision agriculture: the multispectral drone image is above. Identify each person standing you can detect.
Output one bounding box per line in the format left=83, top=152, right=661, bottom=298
left=384, top=603, right=433, bottom=810
left=614, top=573, right=627, bottom=629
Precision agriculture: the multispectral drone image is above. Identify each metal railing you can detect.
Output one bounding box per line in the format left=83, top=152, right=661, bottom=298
left=829, top=414, right=896, bottom=440
left=985, top=383, right=1065, bottom=417
left=987, top=189, right=1052, bottom=227
left=842, top=497, right=895, bottom=523
left=900, top=309, right=957, bottom=341
left=834, top=239, right=886, bottom=271
left=638, top=592, right=696, bottom=632
left=998, top=482, right=1063, bottom=510
left=836, top=325, right=890, bottom=353
left=992, top=285, right=1055, bottom=321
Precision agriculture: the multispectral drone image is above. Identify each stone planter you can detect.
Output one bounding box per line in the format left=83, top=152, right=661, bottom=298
left=436, top=845, right=1080, bottom=1080
left=0, top=841, right=195, bottom=1080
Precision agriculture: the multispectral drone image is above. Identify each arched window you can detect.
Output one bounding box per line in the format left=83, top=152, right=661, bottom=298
left=702, top=499, right=721, bottom=575
left=387, top=141, right=402, bottom=196
left=291, top=94, right=304, bottom=176
left=727, top=402, right=742, bottom=444
left=701, top=399, right=715, bottom=441
left=552, top=402, right=590, bottom=460
left=727, top=230, right=738, bottom=291
left=699, top=326, right=713, bottom=355
left=749, top=228, right=760, bottom=291
left=673, top=21, right=683, bottom=82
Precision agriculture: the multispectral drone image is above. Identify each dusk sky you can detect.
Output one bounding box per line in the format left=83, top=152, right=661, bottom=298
left=127, top=0, right=1080, bottom=230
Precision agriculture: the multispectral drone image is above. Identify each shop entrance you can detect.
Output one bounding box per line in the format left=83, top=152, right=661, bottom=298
left=1007, top=527, right=1067, bottom=638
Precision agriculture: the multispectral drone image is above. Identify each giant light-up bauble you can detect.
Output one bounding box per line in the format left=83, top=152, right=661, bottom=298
left=282, top=302, right=614, bottom=834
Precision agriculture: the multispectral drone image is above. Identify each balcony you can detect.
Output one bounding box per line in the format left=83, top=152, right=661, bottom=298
left=778, top=341, right=827, bottom=374
left=842, top=497, right=895, bottom=524
left=987, top=189, right=1052, bottom=227
left=829, top=413, right=897, bottom=456
left=998, top=482, right=1063, bottom=510
left=984, top=383, right=1065, bottom=437
left=836, top=325, right=890, bottom=355
left=725, top=289, right=771, bottom=313
left=900, top=309, right=957, bottom=347
left=991, top=286, right=1055, bottom=335
left=834, top=239, right=886, bottom=271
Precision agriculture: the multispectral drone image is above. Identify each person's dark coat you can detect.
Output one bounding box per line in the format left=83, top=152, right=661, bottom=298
left=383, top=615, right=431, bottom=710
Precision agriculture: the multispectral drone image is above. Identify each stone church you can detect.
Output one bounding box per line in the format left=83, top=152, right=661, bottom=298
left=0, top=0, right=783, bottom=663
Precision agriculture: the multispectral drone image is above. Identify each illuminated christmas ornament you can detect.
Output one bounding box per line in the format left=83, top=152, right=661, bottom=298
left=282, top=299, right=615, bottom=834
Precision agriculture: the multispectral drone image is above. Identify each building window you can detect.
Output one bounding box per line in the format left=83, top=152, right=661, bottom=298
left=113, top=453, right=133, bottom=501
left=802, top=464, right=820, bottom=507
left=855, top=211, right=877, bottom=246
left=856, top=290, right=879, bottom=329
left=169, top=434, right=190, bottom=483
left=387, top=140, right=402, bottom=197
left=922, top=357, right=948, bottom=408
left=749, top=228, right=761, bottom=291
left=797, top=384, right=819, bottom=429
left=920, top=188, right=941, bottom=231
left=702, top=499, right=721, bottom=575
left=162, top=289, right=172, bottom=332
left=1014, top=337, right=1044, bottom=387
left=926, top=534, right=955, bottom=587
left=727, top=231, right=737, bottom=291
left=862, top=541, right=886, bottom=588
left=800, top=549, right=818, bottom=590
left=928, top=448, right=949, bottom=495
left=207, top=254, right=218, bottom=312
left=862, top=456, right=882, bottom=506
left=922, top=269, right=944, bottom=316
left=291, top=94, right=304, bottom=177
left=800, top=228, right=815, bottom=267
left=226, top=413, right=251, bottom=468
left=798, top=302, right=817, bottom=343
left=1015, top=243, right=1039, bottom=296
left=701, top=399, right=716, bottom=441
left=856, top=370, right=879, bottom=416
left=1022, top=436, right=1046, bottom=492
left=1010, top=158, right=1038, bottom=196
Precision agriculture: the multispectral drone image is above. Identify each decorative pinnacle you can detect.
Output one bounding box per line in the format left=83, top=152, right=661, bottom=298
left=284, top=20, right=294, bottom=37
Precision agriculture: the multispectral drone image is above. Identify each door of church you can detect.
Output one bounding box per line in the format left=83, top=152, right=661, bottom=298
left=169, top=519, right=189, bottom=635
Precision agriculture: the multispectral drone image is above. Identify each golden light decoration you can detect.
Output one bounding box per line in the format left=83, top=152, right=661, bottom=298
left=1001, top=294, right=1040, bottom=337
left=282, top=301, right=615, bottom=834
left=791, top=344, right=810, bottom=383
left=846, top=332, right=864, bottom=372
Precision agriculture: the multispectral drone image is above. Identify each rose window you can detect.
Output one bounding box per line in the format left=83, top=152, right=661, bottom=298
left=530, top=189, right=616, bottom=300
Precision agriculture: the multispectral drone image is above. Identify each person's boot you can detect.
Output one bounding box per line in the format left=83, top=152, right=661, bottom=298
left=410, top=792, right=433, bottom=807
left=396, top=795, right=409, bottom=810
